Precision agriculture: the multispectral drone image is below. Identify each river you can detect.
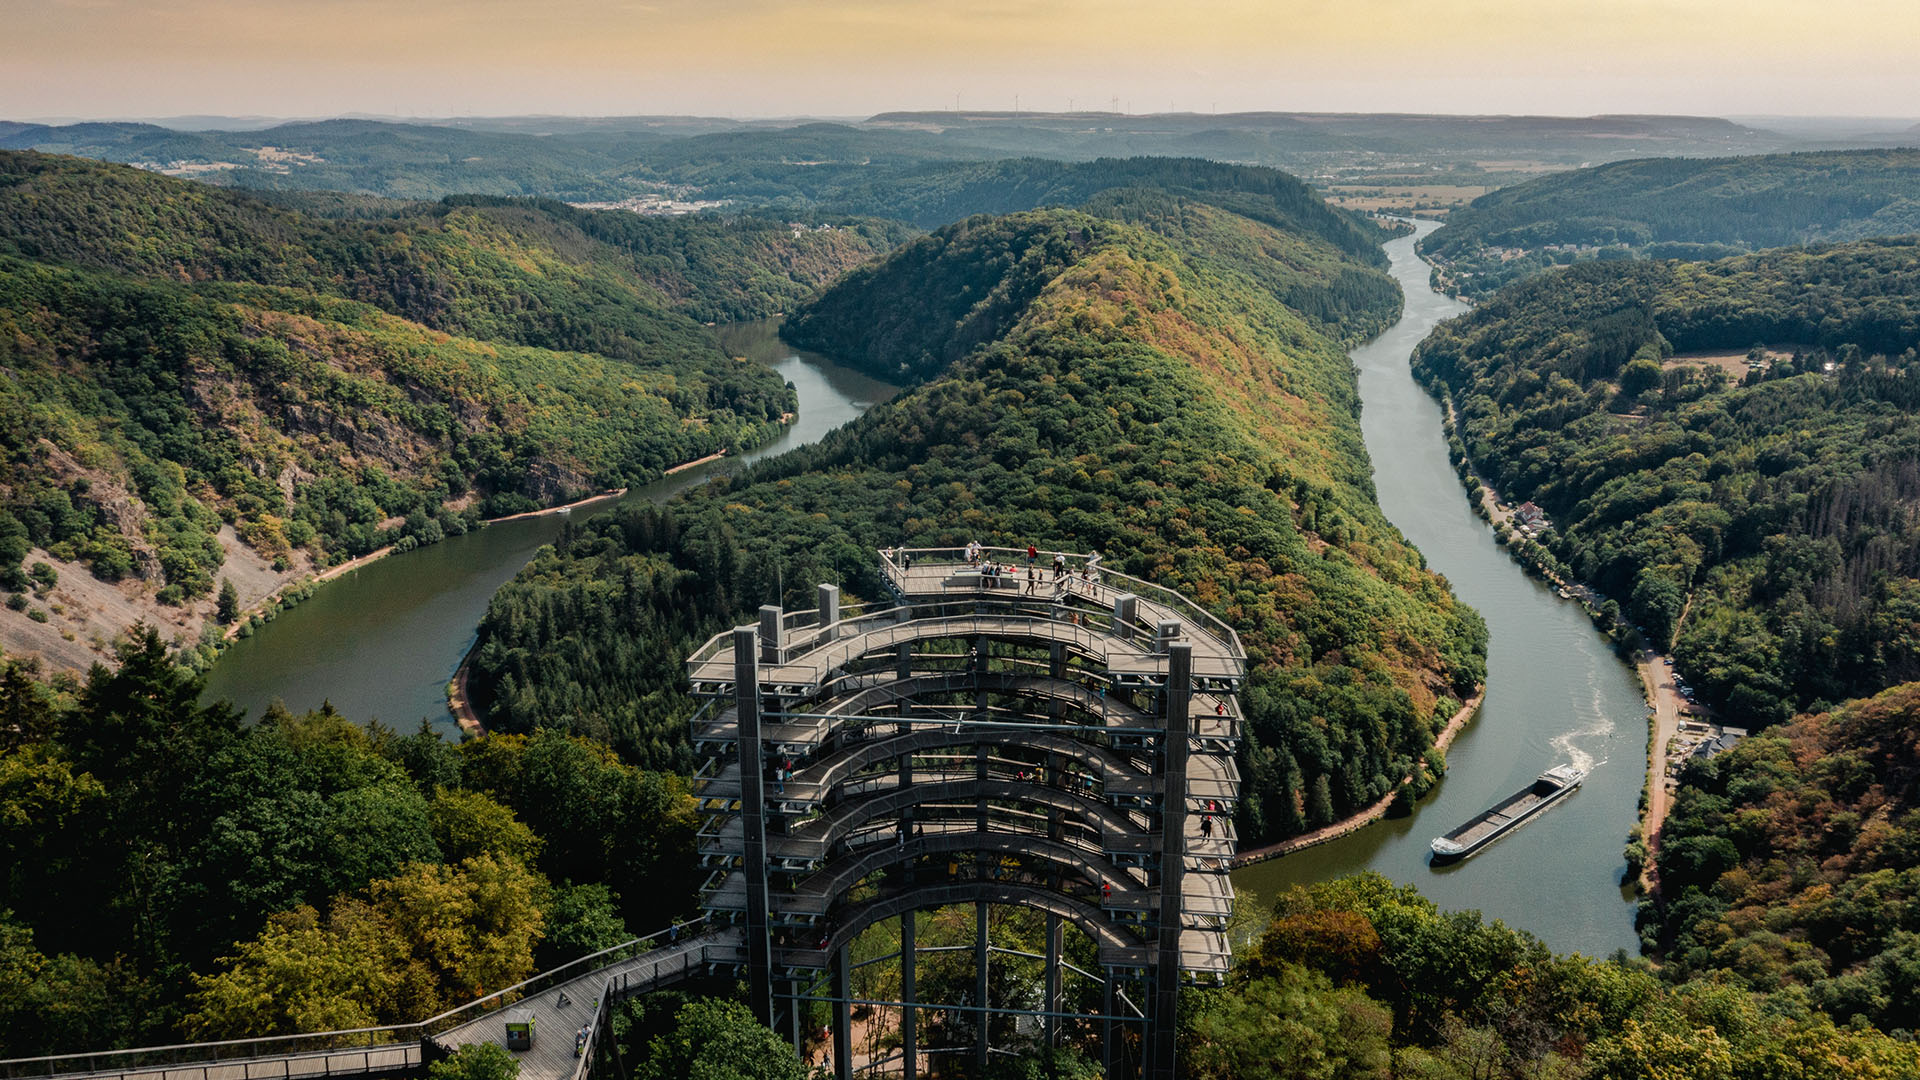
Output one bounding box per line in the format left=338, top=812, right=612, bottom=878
left=202, top=321, right=898, bottom=733
left=208, top=236, right=1642, bottom=957
left=1229, top=222, right=1645, bottom=958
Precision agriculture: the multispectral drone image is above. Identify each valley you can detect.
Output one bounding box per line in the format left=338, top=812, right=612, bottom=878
left=4, top=99, right=1920, bottom=1079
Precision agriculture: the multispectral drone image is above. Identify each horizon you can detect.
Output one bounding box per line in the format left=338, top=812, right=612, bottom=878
left=8, top=0, right=1920, bottom=122
left=10, top=108, right=1918, bottom=133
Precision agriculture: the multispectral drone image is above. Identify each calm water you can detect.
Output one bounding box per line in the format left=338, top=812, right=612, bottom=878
left=202, top=321, right=898, bottom=732
left=1230, top=223, right=1645, bottom=958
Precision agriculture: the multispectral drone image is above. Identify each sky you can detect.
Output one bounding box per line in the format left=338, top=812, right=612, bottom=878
left=6, top=0, right=1919, bottom=122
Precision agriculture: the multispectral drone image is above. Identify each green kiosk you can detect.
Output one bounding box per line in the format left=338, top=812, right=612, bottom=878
left=504, top=1010, right=536, bottom=1051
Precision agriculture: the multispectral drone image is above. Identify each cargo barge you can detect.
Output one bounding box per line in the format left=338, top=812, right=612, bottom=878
left=1429, top=764, right=1585, bottom=864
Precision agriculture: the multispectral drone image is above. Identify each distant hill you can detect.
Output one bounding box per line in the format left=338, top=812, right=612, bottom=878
left=1420, top=149, right=1920, bottom=297
left=785, top=180, right=1399, bottom=383
left=0, top=111, right=1813, bottom=212
left=0, top=152, right=894, bottom=668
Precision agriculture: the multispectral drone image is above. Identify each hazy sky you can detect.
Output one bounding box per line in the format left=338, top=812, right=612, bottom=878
left=6, top=0, right=1918, bottom=121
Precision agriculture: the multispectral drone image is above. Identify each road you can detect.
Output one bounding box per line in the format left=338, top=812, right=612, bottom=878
left=1636, top=648, right=1687, bottom=888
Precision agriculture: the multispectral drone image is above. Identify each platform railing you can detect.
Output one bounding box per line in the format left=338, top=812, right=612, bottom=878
left=0, top=920, right=713, bottom=1080
left=687, top=555, right=1246, bottom=686
left=880, top=546, right=1245, bottom=662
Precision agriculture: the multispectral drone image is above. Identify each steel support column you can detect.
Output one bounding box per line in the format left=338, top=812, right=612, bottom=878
left=1044, top=914, right=1062, bottom=1047
left=832, top=945, right=852, bottom=1080
left=734, top=627, right=774, bottom=1028
left=1146, top=642, right=1193, bottom=1080
left=901, top=914, right=918, bottom=1080
left=902, top=914, right=918, bottom=1080
left=1102, top=973, right=1117, bottom=1080
left=976, top=901, right=991, bottom=1070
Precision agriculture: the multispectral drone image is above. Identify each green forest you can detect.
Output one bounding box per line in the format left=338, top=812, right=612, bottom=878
left=1420, top=149, right=1920, bottom=297
left=0, top=152, right=891, bottom=646
left=1412, top=241, right=1920, bottom=723
left=1649, top=681, right=1920, bottom=1034
left=0, top=631, right=694, bottom=1054
left=465, top=181, right=1487, bottom=843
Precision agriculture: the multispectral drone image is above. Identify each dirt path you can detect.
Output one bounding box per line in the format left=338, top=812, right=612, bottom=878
left=664, top=451, right=726, bottom=475
left=481, top=487, right=626, bottom=524
left=1636, top=649, right=1688, bottom=890
left=1233, top=688, right=1485, bottom=866
left=445, top=649, right=487, bottom=738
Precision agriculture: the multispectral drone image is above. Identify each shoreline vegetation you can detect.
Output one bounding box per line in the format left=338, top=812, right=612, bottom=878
left=217, top=485, right=632, bottom=646
left=439, top=447, right=743, bottom=737
left=1231, top=687, right=1485, bottom=866
left=214, top=419, right=780, bottom=668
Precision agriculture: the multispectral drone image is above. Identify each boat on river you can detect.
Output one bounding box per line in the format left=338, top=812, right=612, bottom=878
left=1430, top=764, right=1585, bottom=864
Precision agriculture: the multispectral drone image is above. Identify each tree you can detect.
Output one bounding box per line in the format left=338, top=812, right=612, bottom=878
left=185, top=904, right=401, bottom=1038
left=428, top=787, right=540, bottom=865
left=1618, top=355, right=1665, bottom=399
left=636, top=998, right=807, bottom=1080
left=0, top=913, right=126, bottom=1056
left=1185, top=966, right=1392, bottom=1080
left=216, top=578, right=240, bottom=624
left=537, top=882, right=629, bottom=969
left=427, top=1042, right=520, bottom=1080
left=370, top=855, right=547, bottom=1005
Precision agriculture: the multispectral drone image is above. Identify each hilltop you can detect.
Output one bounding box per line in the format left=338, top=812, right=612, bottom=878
left=463, top=179, right=1487, bottom=841
left=1650, top=680, right=1920, bottom=1031
left=0, top=152, right=896, bottom=669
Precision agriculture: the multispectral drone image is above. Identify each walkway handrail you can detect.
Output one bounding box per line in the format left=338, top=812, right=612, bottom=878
left=686, top=552, right=1246, bottom=686
left=881, top=546, right=1245, bottom=660
left=0, top=917, right=711, bottom=1080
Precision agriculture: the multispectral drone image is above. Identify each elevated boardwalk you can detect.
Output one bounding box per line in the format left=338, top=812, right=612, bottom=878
left=0, top=927, right=741, bottom=1080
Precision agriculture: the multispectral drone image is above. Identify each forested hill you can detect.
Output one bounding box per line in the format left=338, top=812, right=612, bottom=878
left=805, top=157, right=1392, bottom=260
left=784, top=184, right=1401, bottom=383
left=1413, top=241, right=1920, bottom=725
left=1420, top=149, right=1920, bottom=297
left=0, top=152, right=895, bottom=669
left=465, top=192, right=1488, bottom=844
left=1649, top=680, right=1920, bottom=1032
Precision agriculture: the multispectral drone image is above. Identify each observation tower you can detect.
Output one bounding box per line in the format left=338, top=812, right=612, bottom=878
left=685, top=547, right=1244, bottom=1079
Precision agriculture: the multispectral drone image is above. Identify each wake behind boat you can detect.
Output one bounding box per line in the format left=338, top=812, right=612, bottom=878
left=1430, top=763, right=1586, bottom=864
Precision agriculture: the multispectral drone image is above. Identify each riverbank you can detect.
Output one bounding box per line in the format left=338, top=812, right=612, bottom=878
left=446, top=648, right=486, bottom=738
left=217, top=486, right=631, bottom=644
left=481, top=487, right=626, bottom=524
left=1232, top=687, right=1485, bottom=867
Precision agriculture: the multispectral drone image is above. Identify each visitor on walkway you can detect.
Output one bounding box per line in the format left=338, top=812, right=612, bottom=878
left=1052, top=551, right=1067, bottom=579
left=1027, top=543, right=1038, bottom=564
left=1201, top=815, right=1213, bottom=838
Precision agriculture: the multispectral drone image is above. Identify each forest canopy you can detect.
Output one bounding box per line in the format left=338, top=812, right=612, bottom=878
left=1413, top=241, right=1920, bottom=725
left=466, top=180, right=1486, bottom=846
left=0, top=152, right=891, bottom=656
